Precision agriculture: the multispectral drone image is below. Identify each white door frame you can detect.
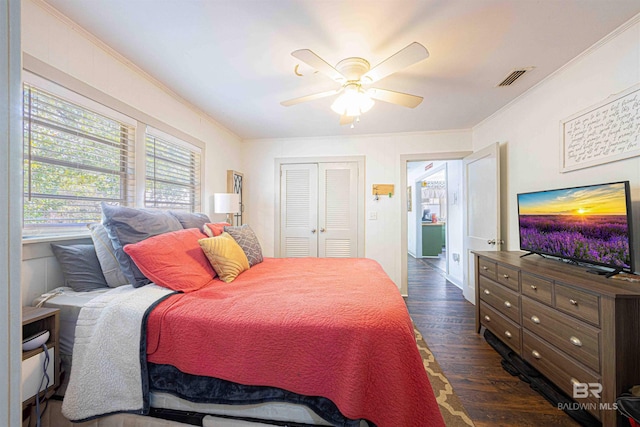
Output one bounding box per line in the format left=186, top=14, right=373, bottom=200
left=274, top=156, right=366, bottom=258
left=2, top=1, right=23, bottom=425
left=400, top=151, right=472, bottom=296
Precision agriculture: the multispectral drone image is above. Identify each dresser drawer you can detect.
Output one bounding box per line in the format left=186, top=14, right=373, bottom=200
left=478, top=257, right=497, bottom=280
left=555, top=283, right=600, bottom=326
left=479, top=276, right=520, bottom=323
left=521, top=272, right=552, bottom=305
left=481, top=301, right=521, bottom=353
left=496, top=264, right=520, bottom=291
left=522, top=297, right=600, bottom=372
left=523, top=331, right=601, bottom=419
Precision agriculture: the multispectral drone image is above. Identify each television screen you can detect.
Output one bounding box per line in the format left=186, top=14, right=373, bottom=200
left=517, top=181, right=634, bottom=273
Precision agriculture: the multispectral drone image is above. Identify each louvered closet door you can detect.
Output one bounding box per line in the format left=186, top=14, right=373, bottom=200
left=318, top=162, right=358, bottom=258
left=280, top=164, right=318, bottom=257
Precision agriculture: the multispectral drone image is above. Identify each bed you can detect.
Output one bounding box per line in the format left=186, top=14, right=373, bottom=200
left=38, top=205, right=444, bottom=427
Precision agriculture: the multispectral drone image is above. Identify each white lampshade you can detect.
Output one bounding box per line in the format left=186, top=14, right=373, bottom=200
left=331, top=84, right=375, bottom=117
left=213, top=193, right=240, bottom=214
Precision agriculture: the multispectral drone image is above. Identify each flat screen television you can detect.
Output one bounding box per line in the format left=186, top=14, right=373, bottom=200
left=517, top=181, right=635, bottom=276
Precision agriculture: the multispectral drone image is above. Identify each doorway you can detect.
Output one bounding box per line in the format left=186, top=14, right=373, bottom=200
left=407, top=159, right=463, bottom=288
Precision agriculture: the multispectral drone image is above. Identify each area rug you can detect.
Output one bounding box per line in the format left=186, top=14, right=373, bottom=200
left=415, top=326, right=475, bottom=427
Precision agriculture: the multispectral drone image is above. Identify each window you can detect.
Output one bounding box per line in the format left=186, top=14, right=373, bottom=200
left=23, top=84, right=135, bottom=231
left=145, top=128, right=201, bottom=212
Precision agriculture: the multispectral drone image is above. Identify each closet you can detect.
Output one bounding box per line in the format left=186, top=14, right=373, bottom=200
left=279, top=162, right=358, bottom=258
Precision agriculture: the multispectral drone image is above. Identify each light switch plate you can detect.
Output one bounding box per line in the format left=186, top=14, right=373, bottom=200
left=368, top=211, right=377, bottom=220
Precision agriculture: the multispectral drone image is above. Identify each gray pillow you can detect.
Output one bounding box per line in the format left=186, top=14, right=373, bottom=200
left=50, top=244, right=109, bottom=292
left=87, top=223, right=129, bottom=288
left=224, top=224, right=263, bottom=267
left=101, top=202, right=182, bottom=287
left=169, top=211, right=211, bottom=230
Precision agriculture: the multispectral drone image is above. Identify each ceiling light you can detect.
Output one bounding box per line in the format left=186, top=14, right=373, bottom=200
left=330, top=83, right=375, bottom=117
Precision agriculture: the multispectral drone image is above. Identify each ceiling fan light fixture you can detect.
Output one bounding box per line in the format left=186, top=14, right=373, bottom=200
left=330, top=84, right=375, bottom=117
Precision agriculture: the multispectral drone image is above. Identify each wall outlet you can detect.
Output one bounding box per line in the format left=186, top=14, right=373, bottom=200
left=368, top=211, right=377, bottom=220
left=452, top=253, right=460, bottom=262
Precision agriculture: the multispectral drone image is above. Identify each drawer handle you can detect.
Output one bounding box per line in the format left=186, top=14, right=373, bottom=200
left=570, top=336, right=583, bottom=347
left=502, top=274, right=509, bottom=279
left=531, top=350, right=541, bottom=359
left=504, top=330, right=512, bottom=338
left=530, top=315, right=540, bottom=324
left=482, top=266, right=489, bottom=271
left=483, top=289, right=491, bottom=295
left=569, top=299, right=578, bottom=306
left=570, top=377, right=580, bottom=386
left=504, top=301, right=512, bottom=308
left=530, top=285, right=537, bottom=291
left=484, top=315, right=491, bottom=322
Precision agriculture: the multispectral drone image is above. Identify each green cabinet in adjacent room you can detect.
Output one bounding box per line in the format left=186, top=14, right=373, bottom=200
left=422, top=223, right=444, bottom=257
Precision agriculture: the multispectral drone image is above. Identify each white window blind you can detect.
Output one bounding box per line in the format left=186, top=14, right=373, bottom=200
left=145, top=130, right=201, bottom=212
left=22, top=84, right=135, bottom=230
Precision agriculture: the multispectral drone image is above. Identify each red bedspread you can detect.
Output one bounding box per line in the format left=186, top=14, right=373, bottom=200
left=146, top=257, right=444, bottom=427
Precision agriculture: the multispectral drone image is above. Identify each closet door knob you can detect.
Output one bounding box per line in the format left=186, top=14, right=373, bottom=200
left=320, top=228, right=326, bottom=233
left=311, top=229, right=317, bottom=233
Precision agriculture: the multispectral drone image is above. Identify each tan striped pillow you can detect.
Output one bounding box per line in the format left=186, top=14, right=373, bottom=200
left=198, top=232, right=250, bottom=283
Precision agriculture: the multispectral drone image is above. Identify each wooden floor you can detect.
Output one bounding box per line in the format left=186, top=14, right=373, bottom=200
left=406, top=256, right=580, bottom=427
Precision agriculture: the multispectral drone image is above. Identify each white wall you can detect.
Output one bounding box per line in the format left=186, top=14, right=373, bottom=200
left=21, top=0, right=243, bottom=215
left=242, top=130, right=472, bottom=288
left=473, top=16, right=640, bottom=272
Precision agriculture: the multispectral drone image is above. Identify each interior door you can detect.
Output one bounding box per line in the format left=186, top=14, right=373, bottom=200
left=318, top=162, right=358, bottom=257
left=463, top=142, right=501, bottom=304
left=280, top=164, right=318, bottom=257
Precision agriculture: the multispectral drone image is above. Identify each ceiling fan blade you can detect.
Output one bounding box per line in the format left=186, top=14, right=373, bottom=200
left=367, top=88, right=423, bottom=108
left=362, top=42, right=429, bottom=84
left=281, top=89, right=340, bottom=107
left=339, top=115, right=355, bottom=126
left=291, top=49, right=346, bottom=83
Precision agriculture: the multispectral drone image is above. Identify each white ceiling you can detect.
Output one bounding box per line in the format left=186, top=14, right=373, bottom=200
left=44, top=0, right=640, bottom=140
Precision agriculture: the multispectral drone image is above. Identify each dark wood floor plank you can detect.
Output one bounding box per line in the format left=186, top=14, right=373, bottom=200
left=406, top=256, right=579, bottom=427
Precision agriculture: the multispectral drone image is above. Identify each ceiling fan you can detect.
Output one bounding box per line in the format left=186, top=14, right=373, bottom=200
left=281, top=42, right=429, bottom=126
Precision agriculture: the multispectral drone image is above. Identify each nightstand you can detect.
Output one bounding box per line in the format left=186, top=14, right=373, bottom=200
left=22, top=306, right=59, bottom=408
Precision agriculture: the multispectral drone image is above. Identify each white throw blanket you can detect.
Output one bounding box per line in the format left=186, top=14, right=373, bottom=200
left=62, top=284, right=174, bottom=422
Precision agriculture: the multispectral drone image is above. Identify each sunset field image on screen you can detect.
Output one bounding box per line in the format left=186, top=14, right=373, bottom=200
left=518, top=182, right=631, bottom=270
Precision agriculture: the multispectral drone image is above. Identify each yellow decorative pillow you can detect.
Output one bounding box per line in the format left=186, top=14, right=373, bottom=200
left=198, top=232, right=250, bottom=283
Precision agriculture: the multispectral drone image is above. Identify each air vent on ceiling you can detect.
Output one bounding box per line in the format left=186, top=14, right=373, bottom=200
left=496, top=67, right=534, bottom=87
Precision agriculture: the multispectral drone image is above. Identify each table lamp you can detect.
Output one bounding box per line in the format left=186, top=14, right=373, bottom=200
left=213, top=193, right=240, bottom=224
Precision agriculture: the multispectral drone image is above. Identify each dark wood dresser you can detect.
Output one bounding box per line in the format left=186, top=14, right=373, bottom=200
left=474, top=251, right=640, bottom=427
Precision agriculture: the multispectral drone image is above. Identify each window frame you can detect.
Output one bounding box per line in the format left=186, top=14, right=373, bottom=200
left=144, top=126, right=202, bottom=212
left=22, top=58, right=206, bottom=239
